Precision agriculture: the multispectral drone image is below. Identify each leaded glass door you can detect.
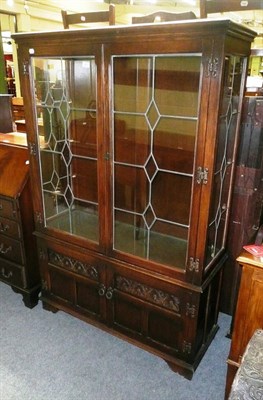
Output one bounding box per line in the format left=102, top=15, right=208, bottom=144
left=31, top=56, right=99, bottom=243
left=111, top=54, right=202, bottom=270
left=204, top=55, right=246, bottom=270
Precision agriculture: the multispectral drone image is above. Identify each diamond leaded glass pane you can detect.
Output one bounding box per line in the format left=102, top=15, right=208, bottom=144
left=32, top=57, right=99, bottom=242
left=205, top=56, right=244, bottom=266
left=112, top=55, right=201, bottom=269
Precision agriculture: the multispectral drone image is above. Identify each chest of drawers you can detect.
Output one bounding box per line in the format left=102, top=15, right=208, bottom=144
left=0, top=141, right=40, bottom=308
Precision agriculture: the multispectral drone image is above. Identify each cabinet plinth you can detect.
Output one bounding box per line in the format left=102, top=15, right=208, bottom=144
left=13, top=19, right=256, bottom=377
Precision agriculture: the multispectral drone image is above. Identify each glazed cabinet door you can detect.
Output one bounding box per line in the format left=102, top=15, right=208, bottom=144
left=201, top=55, right=248, bottom=276
left=108, top=48, right=203, bottom=278
left=107, top=45, right=248, bottom=283
left=29, top=51, right=106, bottom=252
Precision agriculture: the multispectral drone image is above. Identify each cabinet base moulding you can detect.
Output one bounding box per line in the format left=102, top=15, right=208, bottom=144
left=39, top=293, right=220, bottom=380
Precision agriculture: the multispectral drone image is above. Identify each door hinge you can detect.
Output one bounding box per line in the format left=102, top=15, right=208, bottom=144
left=207, top=57, right=219, bottom=78
left=182, top=341, right=192, bottom=354
left=196, top=167, right=208, bottom=185
left=35, top=211, right=43, bottom=225
left=186, top=303, right=197, bottom=318
left=188, top=257, right=199, bottom=273
left=41, top=279, right=48, bottom=291
left=23, top=61, right=29, bottom=75
left=39, top=248, right=47, bottom=261
left=104, top=152, right=110, bottom=161
left=28, top=142, right=37, bottom=156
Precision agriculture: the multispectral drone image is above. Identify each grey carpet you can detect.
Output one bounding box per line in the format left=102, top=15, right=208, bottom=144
left=0, top=282, right=231, bottom=400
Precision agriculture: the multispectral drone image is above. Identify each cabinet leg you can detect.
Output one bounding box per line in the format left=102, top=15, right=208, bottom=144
left=225, top=362, right=238, bottom=399
left=166, top=360, right=194, bottom=380
left=42, top=301, right=59, bottom=313
left=22, top=292, right=39, bottom=309
left=11, top=286, right=20, bottom=294
left=11, top=285, right=40, bottom=309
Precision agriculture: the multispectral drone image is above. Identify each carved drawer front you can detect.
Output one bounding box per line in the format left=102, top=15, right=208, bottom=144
left=115, top=275, right=182, bottom=314
left=0, top=216, right=21, bottom=239
left=47, top=249, right=98, bottom=279
left=0, top=258, right=26, bottom=288
left=0, top=198, right=17, bottom=220
left=0, top=235, right=24, bottom=264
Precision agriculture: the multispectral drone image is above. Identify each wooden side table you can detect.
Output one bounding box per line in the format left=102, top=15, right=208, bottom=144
left=225, top=251, right=263, bottom=398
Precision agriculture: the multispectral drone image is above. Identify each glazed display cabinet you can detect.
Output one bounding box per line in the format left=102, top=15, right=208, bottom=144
left=13, top=19, right=256, bottom=378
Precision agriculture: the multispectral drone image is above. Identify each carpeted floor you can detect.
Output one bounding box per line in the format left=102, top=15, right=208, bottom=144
left=0, top=282, right=231, bottom=400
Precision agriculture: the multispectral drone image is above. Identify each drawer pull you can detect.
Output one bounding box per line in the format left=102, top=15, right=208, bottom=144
left=105, top=287, right=114, bottom=300
left=1, top=267, right=13, bottom=279
left=0, top=222, right=9, bottom=232
left=98, top=284, right=106, bottom=297
left=0, top=204, right=2, bottom=210
left=0, top=243, right=12, bottom=254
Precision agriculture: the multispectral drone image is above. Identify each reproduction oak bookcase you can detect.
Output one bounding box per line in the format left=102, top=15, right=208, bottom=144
left=13, top=19, right=256, bottom=378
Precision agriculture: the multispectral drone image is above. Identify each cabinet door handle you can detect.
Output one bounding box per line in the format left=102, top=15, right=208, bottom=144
left=0, top=204, right=2, bottom=210
left=105, top=287, right=114, bottom=300
left=0, top=243, right=12, bottom=254
left=1, top=267, right=13, bottom=279
left=98, top=284, right=106, bottom=297
left=0, top=222, right=9, bottom=233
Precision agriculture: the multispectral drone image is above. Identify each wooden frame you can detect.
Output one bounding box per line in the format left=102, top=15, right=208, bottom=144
left=132, top=11, right=196, bottom=24
left=61, top=4, right=115, bottom=29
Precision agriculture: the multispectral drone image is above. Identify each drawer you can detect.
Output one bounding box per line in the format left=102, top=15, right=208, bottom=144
left=0, top=198, right=17, bottom=220
left=0, top=216, right=21, bottom=239
left=0, top=235, right=24, bottom=264
left=47, top=248, right=100, bottom=281
left=0, top=258, right=26, bottom=288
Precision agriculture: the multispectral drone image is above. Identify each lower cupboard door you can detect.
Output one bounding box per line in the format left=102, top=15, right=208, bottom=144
left=48, top=266, right=103, bottom=320
left=111, top=292, right=184, bottom=356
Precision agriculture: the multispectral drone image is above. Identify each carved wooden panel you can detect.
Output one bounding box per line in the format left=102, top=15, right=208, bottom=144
left=48, top=250, right=99, bottom=281
left=115, top=275, right=180, bottom=313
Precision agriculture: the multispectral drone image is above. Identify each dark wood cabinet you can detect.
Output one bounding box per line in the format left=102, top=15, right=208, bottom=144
left=225, top=251, right=263, bottom=398
left=13, top=19, right=256, bottom=378
left=220, top=96, right=263, bottom=315
left=0, top=94, right=13, bottom=133
left=0, top=140, right=40, bottom=307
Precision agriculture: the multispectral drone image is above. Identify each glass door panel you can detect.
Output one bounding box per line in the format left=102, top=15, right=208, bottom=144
left=112, top=54, right=201, bottom=269
left=32, top=57, right=99, bottom=242
left=205, top=56, right=245, bottom=266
